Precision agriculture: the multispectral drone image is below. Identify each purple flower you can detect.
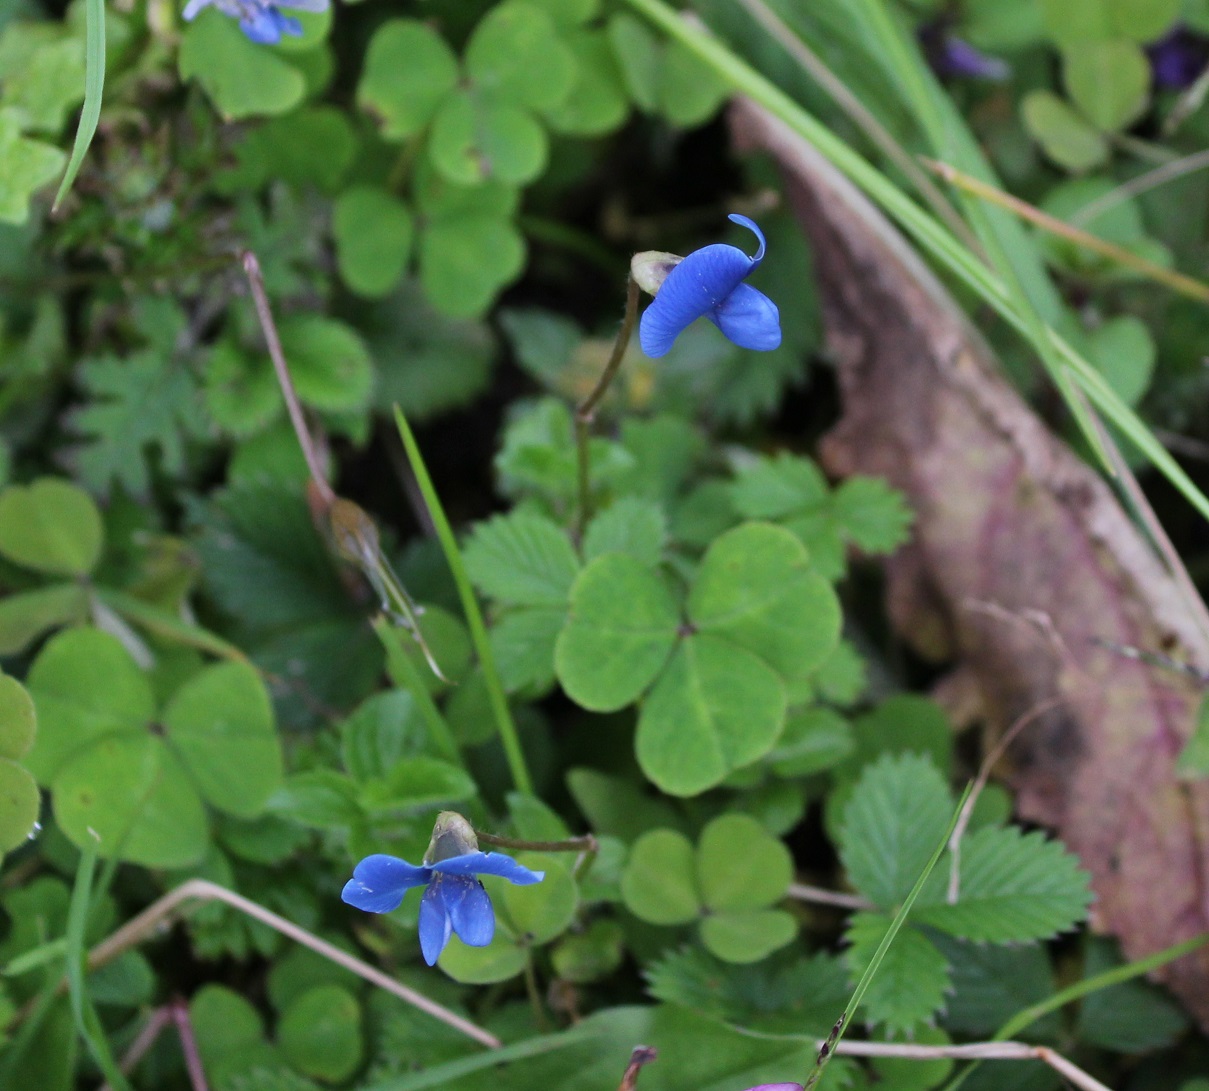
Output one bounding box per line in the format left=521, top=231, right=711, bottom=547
left=1147, top=28, right=1209, bottom=90
left=638, top=214, right=781, bottom=358
left=919, top=24, right=1010, bottom=82
left=182, top=0, right=327, bottom=44
left=341, top=814, right=544, bottom=966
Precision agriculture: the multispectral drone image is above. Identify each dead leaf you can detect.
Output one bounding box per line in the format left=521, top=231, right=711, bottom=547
left=731, top=98, right=1209, bottom=1025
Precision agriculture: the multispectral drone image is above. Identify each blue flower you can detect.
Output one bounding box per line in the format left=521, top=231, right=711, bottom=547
left=638, top=214, right=782, bottom=358
left=342, top=849, right=545, bottom=966
left=182, top=0, right=327, bottom=44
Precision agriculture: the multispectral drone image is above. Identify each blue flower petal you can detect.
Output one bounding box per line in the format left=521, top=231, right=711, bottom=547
left=710, top=283, right=782, bottom=352
left=638, top=214, right=775, bottom=358
left=442, top=875, right=495, bottom=947
left=341, top=854, right=430, bottom=914
left=418, top=880, right=453, bottom=966
left=429, top=851, right=546, bottom=885
left=239, top=7, right=284, bottom=42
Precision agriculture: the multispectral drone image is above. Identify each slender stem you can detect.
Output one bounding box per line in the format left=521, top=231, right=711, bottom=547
left=924, top=159, right=1209, bottom=304
left=521, top=953, right=549, bottom=1031
left=734, top=0, right=985, bottom=260
left=171, top=998, right=210, bottom=1091
left=101, top=1006, right=173, bottom=1091
left=240, top=251, right=335, bottom=507
left=1070, top=148, right=1209, bottom=225
left=785, top=882, right=872, bottom=911
left=476, top=831, right=598, bottom=854
left=575, top=276, right=640, bottom=539
left=393, top=406, right=534, bottom=796
left=84, top=879, right=500, bottom=1049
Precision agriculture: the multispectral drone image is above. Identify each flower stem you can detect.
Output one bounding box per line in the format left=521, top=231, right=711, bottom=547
left=475, top=831, right=598, bottom=854
left=617, top=1046, right=658, bottom=1091
left=575, top=275, right=640, bottom=540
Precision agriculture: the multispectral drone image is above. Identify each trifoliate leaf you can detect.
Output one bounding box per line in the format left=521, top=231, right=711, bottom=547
left=356, top=20, right=458, bottom=140
left=583, top=496, right=667, bottom=568
left=70, top=350, right=200, bottom=496
left=1021, top=91, right=1107, bottom=172
left=0, top=478, right=102, bottom=576
left=1063, top=40, right=1149, bottom=132
left=555, top=552, right=679, bottom=711
left=621, top=828, right=699, bottom=924
left=463, top=511, right=579, bottom=607
left=428, top=90, right=547, bottom=187
left=636, top=634, right=786, bottom=797
left=464, top=2, right=576, bottom=110
left=846, top=913, right=951, bottom=1034
left=839, top=752, right=954, bottom=908
left=768, top=708, right=854, bottom=778
left=542, top=28, right=628, bottom=136
left=913, top=825, right=1093, bottom=942
left=831, top=476, right=913, bottom=554
left=688, top=522, right=841, bottom=683
left=332, top=187, right=413, bottom=299
left=696, top=813, right=792, bottom=912
left=419, top=213, right=526, bottom=319
left=278, top=985, right=362, bottom=1083
left=700, top=909, right=796, bottom=964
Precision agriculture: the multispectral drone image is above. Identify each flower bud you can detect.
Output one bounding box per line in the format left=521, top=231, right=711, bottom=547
left=630, top=250, right=683, bottom=296
left=425, top=810, right=479, bottom=864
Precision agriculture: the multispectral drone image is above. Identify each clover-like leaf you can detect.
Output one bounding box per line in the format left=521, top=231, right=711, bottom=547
left=0, top=108, right=65, bottom=224
left=429, top=90, right=548, bottom=187
left=278, top=985, right=363, bottom=1083
left=0, top=675, right=36, bottom=762
left=696, top=813, right=792, bottom=913
left=464, top=1, right=576, bottom=111
left=464, top=511, right=580, bottom=607
left=332, top=187, right=413, bottom=299
left=357, top=19, right=459, bottom=140
left=0, top=478, right=102, bottom=577
left=0, top=759, right=39, bottom=854
left=700, top=909, right=796, bottom=964
left=688, top=522, right=841, bottom=683
left=636, top=634, right=786, bottom=797
left=1063, top=40, right=1149, bottom=132
left=179, top=10, right=305, bottom=121
left=621, top=828, right=699, bottom=925
left=555, top=552, right=679, bottom=711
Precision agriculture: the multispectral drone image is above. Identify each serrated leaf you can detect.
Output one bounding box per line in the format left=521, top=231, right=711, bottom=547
left=339, top=690, right=426, bottom=782
left=464, top=2, right=576, bottom=110
left=636, top=635, right=786, bottom=797
left=696, top=814, right=792, bottom=912
left=846, top=913, right=951, bottom=1034
left=178, top=10, right=304, bottom=121
left=913, top=825, right=1093, bottom=942
left=932, top=933, right=1060, bottom=1038
left=0, top=108, right=65, bottom=225
left=1076, top=936, right=1188, bottom=1051
left=621, top=828, right=699, bottom=924
left=356, top=20, right=459, bottom=139
left=464, top=512, right=579, bottom=607
left=491, top=606, right=563, bottom=694
left=730, top=453, right=828, bottom=521
left=555, top=552, right=679, bottom=711
left=332, top=187, right=413, bottom=299
left=0, top=478, right=102, bottom=576
left=830, top=476, right=913, bottom=554
left=70, top=351, right=200, bottom=496
left=688, top=522, right=841, bottom=682
left=583, top=496, right=667, bottom=568
left=839, top=752, right=954, bottom=908
left=359, top=757, right=476, bottom=813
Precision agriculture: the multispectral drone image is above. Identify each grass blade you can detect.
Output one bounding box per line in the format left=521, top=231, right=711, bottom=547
left=53, top=0, right=105, bottom=210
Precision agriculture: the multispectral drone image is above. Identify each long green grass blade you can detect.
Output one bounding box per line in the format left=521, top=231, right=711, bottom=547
left=66, top=841, right=133, bottom=1091
left=53, top=0, right=105, bottom=210
left=392, top=405, right=533, bottom=795
left=622, top=0, right=1209, bottom=524
left=803, top=782, right=973, bottom=1089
